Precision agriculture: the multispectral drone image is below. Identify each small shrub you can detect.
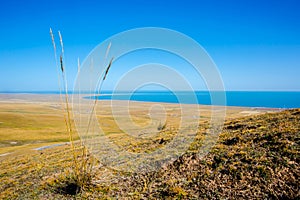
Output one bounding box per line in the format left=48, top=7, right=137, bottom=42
left=157, top=121, right=167, bottom=131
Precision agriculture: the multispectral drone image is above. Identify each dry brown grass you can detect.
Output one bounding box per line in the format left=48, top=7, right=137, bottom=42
left=1, top=94, right=298, bottom=199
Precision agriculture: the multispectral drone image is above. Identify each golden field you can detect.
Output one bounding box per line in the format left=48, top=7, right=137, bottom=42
left=0, top=94, right=298, bottom=199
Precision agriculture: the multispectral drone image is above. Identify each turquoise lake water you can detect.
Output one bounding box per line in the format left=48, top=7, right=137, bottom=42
left=3, top=91, right=299, bottom=108
left=93, top=91, right=300, bottom=109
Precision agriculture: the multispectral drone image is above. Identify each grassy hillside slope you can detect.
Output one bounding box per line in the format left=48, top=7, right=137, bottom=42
left=0, top=108, right=299, bottom=199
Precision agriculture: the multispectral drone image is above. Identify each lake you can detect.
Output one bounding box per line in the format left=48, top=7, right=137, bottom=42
left=93, top=91, right=300, bottom=109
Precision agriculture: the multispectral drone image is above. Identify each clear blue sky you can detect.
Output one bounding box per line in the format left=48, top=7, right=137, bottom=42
left=0, top=0, right=299, bottom=91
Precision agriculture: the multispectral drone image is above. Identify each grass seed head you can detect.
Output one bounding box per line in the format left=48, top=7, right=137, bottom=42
left=105, top=42, right=112, bottom=59
left=60, top=55, right=64, bottom=73
left=103, top=57, right=114, bottom=81
left=49, top=28, right=56, bottom=51
left=58, top=31, right=64, bottom=54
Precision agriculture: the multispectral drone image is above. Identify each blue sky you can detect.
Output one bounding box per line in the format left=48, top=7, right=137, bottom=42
left=0, top=0, right=299, bottom=91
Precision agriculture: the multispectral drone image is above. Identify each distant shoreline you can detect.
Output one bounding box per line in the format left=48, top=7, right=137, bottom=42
left=0, top=91, right=300, bottom=109
left=1, top=90, right=300, bottom=94
left=87, top=91, right=300, bottom=109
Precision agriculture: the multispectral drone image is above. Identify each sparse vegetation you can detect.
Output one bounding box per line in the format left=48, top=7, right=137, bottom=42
left=48, top=29, right=115, bottom=195
left=0, top=105, right=299, bottom=199
left=157, top=121, right=167, bottom=131
left=50, top=28, right=96, bottom=195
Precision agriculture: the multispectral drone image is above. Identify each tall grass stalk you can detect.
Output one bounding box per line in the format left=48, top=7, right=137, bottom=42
left=86, top=56, right=114, bottom=136
left=57, top=31, right=79, bottom=175
left=81, top=43, right=113, bottom=182
left=50, top=29, right=88, bottom=193
left=50, top=28, right=64, bottom=111
left=50, top=29, right=114, bottom=193
left=75, top=43, right=114, bottom=189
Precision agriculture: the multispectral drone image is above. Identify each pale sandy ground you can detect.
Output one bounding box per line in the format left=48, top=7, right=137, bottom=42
left=0, top=93, right=279, bottom=157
